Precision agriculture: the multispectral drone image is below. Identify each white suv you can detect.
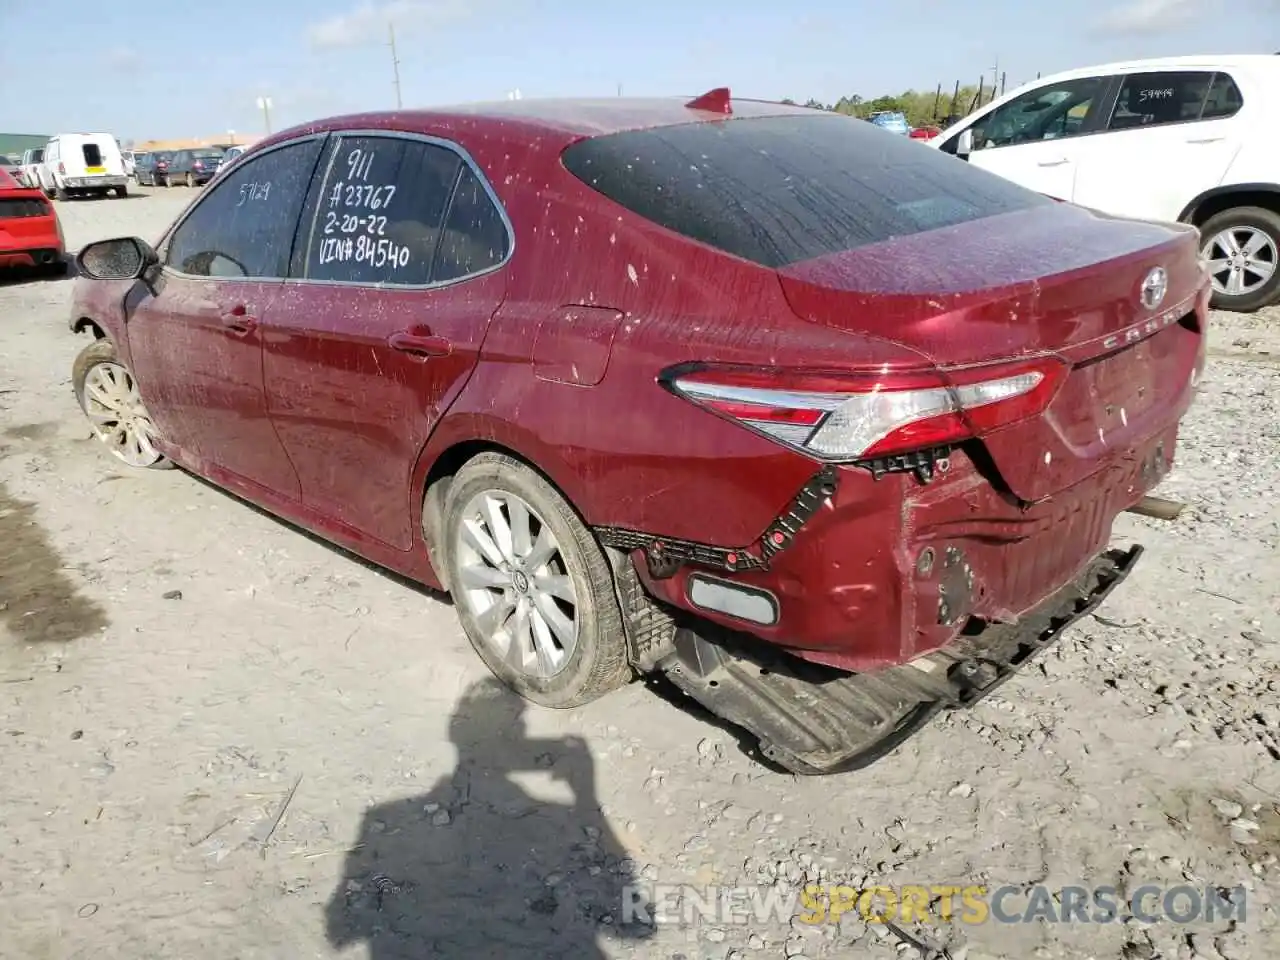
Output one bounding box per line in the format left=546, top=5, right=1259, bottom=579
left=931, top=54, right=1280, bottom=312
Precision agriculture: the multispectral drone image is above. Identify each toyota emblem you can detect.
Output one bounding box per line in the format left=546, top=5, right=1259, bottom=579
left=1140, top=267, right=1168, bottom=311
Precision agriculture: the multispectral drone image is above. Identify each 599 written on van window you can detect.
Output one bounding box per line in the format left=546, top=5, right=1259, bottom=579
left=305, top=136, right=510, bottom=287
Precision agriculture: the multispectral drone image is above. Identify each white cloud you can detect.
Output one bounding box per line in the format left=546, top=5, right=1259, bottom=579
left=1096, top=0, right=1203, bottom=34
left=105, top=46, right=142, bottom=72
left=306, top=0, right=478, bottom=49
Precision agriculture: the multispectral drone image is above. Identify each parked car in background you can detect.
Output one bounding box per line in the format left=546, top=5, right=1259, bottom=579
left=0, top=157, right=24, bottom=186
left=66, top=91, right=1206, bottom=774
left=134, top=152, right=174, bottom=186
left=909, top=125, right=942, bottom=141
left=932, top=54, right=1280, bottom=312
left=215, top=145, right=246, bottom=175
left=19, top=147, right=48, bottom=189
left=0, top=165, right=65, bottom=274
left=41, top=133, right=129, bottom=199
left=121, top=150, right=137, bottom=178
left=867, top=110, right=912, bottom=135
left=166, top=148, right=225, bottom=187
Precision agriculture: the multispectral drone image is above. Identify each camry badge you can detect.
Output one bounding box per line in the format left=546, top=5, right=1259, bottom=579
left=1140, top=267, right=1168, bottom=311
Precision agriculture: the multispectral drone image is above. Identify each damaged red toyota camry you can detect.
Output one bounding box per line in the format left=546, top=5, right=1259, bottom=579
left=69, top=90, right=1207, bottom=774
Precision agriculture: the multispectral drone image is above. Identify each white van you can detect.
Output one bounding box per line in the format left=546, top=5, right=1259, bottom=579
left=41, top=133, right=129, bottom=200
left=929, top=54, right=1280, bottom=312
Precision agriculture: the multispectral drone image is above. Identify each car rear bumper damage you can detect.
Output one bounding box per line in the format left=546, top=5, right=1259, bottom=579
left=656, top=544, right=1142, bottom=775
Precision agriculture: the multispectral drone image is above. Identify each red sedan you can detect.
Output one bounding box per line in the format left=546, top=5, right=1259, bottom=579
left=68, top=90, right=1207, bottom=773
left=0, top=166, right=65, bottom=274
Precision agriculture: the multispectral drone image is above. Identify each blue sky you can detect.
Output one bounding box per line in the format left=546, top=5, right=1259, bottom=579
left=2, top=0, right=1277, bottom=143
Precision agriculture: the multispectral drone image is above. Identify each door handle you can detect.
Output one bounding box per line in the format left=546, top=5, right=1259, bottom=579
left=1186, top=136, right=1224, bottom=144
left=220, top=304, right=257, bottom=334
left=388, top=331, right=452, bottom=358
left=1036, top=157, right=1070, bottom=167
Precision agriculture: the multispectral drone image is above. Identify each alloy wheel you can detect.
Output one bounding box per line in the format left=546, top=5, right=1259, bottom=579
left=453, top=490, right=579, bottom=679
left=1202, top=226, right=1278, bottom=298
left=80, top=361, right=164, bottom=467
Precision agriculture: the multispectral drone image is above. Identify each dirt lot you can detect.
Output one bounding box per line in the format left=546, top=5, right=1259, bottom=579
left=1, top=189, right=1278, bottom=960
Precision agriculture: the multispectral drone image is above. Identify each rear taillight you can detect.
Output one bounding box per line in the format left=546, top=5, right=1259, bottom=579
left=666, top=357, right=1068, bottom=461
left=57, top=162, right=66, bottom=175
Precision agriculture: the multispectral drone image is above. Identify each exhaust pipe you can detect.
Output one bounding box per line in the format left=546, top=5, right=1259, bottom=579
left=1125, top=495, right=1185, bottom=522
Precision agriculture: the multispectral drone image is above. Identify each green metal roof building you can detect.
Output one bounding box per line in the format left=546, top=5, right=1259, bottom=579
left=0, top=133, right=51, bottom=162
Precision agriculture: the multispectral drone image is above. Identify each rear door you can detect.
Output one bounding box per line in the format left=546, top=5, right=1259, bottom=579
left=262, top=131, right=512, bottom=549
left=1072, top=70, right=1245, bottom=222
left=957, top=75, right=1115, bottom=202
left=125, top=134, right=327, bottom=496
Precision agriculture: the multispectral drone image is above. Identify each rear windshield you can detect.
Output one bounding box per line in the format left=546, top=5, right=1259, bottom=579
left=31, top=149, right=43, bottom=162
left=82, top=143, right=103, bottom=166
left=561, top=113, right=1050, bottom=268
left=192, top=149, right=223, bottom=159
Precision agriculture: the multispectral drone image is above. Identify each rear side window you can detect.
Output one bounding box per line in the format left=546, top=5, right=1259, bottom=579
left=561, top=114, right=1049, bottom=269
left=432, top=165, right=511, bottom=283
left=82, top=143, right=103, bottom=167
left=1201, top=72, right=1244, bottom=119
left=165, top=138, right=324, bottom=279
left=303, top=135, right=464, bottom=286
left=1107, top=72, right=1222, bottom=129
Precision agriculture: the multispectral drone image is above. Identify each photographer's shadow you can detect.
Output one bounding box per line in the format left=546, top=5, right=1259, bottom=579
left=324, top=678, right=654, bottom=959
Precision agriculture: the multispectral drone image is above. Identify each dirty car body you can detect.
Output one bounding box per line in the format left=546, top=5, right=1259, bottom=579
left=67, top=92, right=1208, bottom=774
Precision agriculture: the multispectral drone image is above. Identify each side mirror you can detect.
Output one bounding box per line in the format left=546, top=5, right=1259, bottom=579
left=956, top=128, right=974, bottom=157
left=76, top=236, right=159, bottom=281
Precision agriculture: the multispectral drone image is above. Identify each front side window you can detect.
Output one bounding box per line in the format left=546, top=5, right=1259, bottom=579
left=165, top=138, right=325, bottom=279
left=1107, top=71, right=1220, bottom=130
left=303, top=135, right=475, bottom=286
left=970, top=76, right=1109, bottom=149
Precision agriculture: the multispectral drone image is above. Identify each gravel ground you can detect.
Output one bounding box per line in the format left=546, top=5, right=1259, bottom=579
left=1, top=189, right=1278, bottom=960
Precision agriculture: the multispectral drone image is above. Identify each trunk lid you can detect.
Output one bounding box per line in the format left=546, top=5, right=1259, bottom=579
left=775, top=203, right=1207, bottom=502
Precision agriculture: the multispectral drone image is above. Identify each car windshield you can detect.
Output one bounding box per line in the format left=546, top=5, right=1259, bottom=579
left=561, top=113, right=1049, bottom=269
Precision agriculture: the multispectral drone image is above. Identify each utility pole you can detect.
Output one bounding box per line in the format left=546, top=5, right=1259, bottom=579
left=617, top=82, right=622, bottom=97
left=389, top=22, right=403, bottom=109
left=256, top=96, right=272, bottom=135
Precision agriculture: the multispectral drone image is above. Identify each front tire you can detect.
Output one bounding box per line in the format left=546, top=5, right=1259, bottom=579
left=72, top=339, right=172, bottom=469
left=442, top=452, right=631, bottom=708
left=1199, top=206, right=1280, bottom=312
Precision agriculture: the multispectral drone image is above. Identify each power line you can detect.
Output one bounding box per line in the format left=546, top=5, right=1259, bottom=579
left=388, top=23, right=403, bottom=109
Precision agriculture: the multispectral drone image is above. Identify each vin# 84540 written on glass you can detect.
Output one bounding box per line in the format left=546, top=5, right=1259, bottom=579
left=317, top=234, right=411, bottom=269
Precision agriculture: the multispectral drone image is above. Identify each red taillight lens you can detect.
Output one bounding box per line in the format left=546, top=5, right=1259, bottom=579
left=57, top=162, right=66, bottom=175
left=666, top=357, right=1068, bottom=461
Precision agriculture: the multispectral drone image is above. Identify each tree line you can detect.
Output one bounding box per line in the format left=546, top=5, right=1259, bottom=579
left=781, top=84, right=998, bottom=128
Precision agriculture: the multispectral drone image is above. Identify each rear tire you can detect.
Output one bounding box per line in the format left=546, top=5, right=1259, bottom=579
left=185, top=172, right=194, bottom=188
left=159, top=174, right=169, bottom=188
left=54, top=185, right=68, bottom=201
left=442, top=452, right=631, bottom=708
left=1199, top=206, right=1280, bottom=312
left=113, top=185, right=127, bottom=198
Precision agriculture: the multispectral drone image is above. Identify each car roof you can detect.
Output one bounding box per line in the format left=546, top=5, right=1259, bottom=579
left=289, top=94, right=823, bottom=145
left=1028, top=53, right=1280, bottom=84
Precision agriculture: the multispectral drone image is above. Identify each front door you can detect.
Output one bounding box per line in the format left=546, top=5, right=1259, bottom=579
left=263, top=132, right=513, bottom=549
left=125, top=134, right=328, bottom=498
left=951, top=74, right=1113, bottom=203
